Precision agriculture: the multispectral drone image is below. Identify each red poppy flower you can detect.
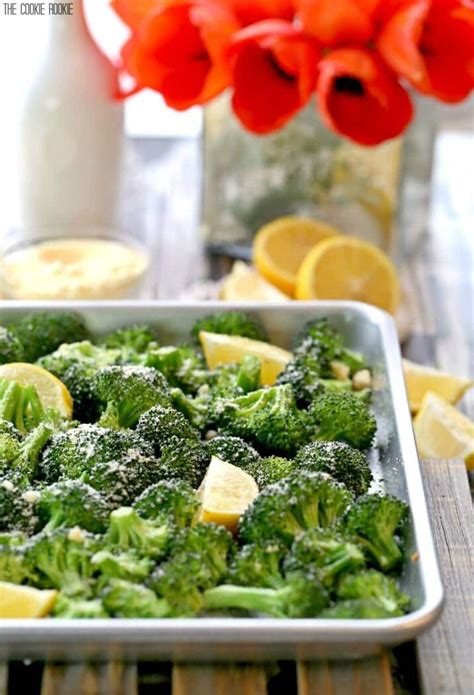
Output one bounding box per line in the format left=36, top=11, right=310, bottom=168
left=111, top=0, right=161, bottom=31
left=119, top=0, right=238, bottom=109
left=378, top=0, right=474, bottom=102
left=317, top=48, right=413, bottom=145
left=296, top=0, right=379, bottom=46
left=224, top=0, right=294, bottom=25
left=227, top=20, right=319, bottom=134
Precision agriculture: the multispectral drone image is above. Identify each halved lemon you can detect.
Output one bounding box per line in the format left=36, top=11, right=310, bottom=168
left=197, top=456, right=258, bottom=533
left=295, top=236, right=400, bottom=314
left=253, top=216, right=340, bottom=296
left=0, top=363, right=73, bottom=419
left=220, top=261, right=290, bottom=302
left=0, top=582, right=57, bottom=618
left=413, top=391, right=474, bottom=469
left=403, top=359, right=473, bottom=414
left=199, top=331, right=292, bottom=386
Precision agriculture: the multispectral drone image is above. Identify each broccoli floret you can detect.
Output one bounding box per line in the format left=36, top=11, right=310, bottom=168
left=145, top=344, right=208, bottom=394
left=214, top=384, right=312, bottom=456
left=294, top=441, right=372, bottom=497
left=226, top=540, right=287, bottom=589
left=101, top=324, right=157, bottom=363
left=247, top=455, right=294, bottom=489
left=293, top=318, right=365, bottom=375
left=38, top=341, right=120, bottom=422
left=239, top=471, right=353, bottom=546
left=203, top=570, right=329, bottom=617
left=310, top=391, right=377, bottom=450
left=0, top=326, right=24, bottom=364
left=191, top=312, right=267, bottom=344
left=36, top=481, right=110, bottom=534
left=337, top=570, right=410, bottom=616
left=0, top=421, right=21, bottom=466
left=11, top=311, right=89, bottom=362
left=319, top=599, right=397, bottom=619
left=39, top=424, right=154, bottom=482
left=102, top=579, right=172, bottom=618
left=53, top=594, right=108, bottom=618
left=170, top=385, right=212, bottom=431
left=106, top=507, right=169, bottom=560
left=149, top=523, right=233, bottom=615
left=134, top=480, right=199, bottom=527
left=136, top=406, right=207, bottom=487
left=95, top=366, right=170, bottom=430
left=284, top=528, right=365, bottom=588
left=343, top=494, right=409, bottom=572
left=0, top=531, right=34, bottom=584
left=92, top=549, right=154, bottom=584
left=26, top=527, right=98, bottom=597
left=0, top=479, right=39, bottom=533
left=83, top=457, right=159, bottom=507
left=203, top=435, right=261, bottom=472
left=0, top=378, right=54, bottom=435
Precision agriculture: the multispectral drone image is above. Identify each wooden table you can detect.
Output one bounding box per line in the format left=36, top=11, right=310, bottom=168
left=2, top=127, right=473, bottom=693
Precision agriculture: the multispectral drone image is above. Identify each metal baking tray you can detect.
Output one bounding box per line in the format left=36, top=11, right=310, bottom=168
left=0, top=301, right=443, bottom=661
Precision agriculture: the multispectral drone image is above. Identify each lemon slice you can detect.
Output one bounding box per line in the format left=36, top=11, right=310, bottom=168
left=197, top=456, right=258, bottom=533
left=253, top=216, right=340, bottom=296
left=295, top=236, right=400, bottom=314
left=0, top=363, right=73, bottom=419
left=413, top=392, right=474, bottom=469
left=0, top=582, right=57, bottom=618
left=403, top=359, right=473, bottom=414
left=220, top=261, right=290, bottom=302
left=199, top=331, right=292, bottom=386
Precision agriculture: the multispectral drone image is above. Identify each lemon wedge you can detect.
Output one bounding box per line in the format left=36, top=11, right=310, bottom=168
left=403, top=359, right=473, bottom=413
left=197, top=456, right=258, bottom=533
left=253, top=216, right=340, bottom=296
left=199, top=331, right=291, bottom=386
left=295, top=236, right=400, bottom=314
left=0, top=582, right=57, bottom=618
left=0, top=363, right=73, bottom=419
left=413, top=392, right=474, bottom=469
left=220, top=261, right=290, bottom=302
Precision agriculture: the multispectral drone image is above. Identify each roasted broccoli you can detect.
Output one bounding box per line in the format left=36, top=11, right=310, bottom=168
left=39, top=424, right=154, bottom=482
left=92, top=549, right=154, bottom=584
left=239, top=471, right=353, bottom=546
left=293, top=318, right=365, bottom=375
left=247, top=455, right=294, bottom=489
left=336, top=570, right=410, bottom=616
left=0, top=326, right=24, bottom=364
left=53, top=594, right=109, bottom=618
left=214, top=384, right=312, bottom=456
left=134, top=480, right=199, bottom=527
left=0, top=531, right=33, bottom=584
left=203, top=435, right=261, bottom=471
left=318, top=599, right=398, bottom=619
left=11, top=311, right=89, bottom=362
left=101, top=324, right=157, bottom=363
left=169, top=385, right=212, bottom=431
left=26, top=526, right=98, bottom=597
left=36, top=480, right=110, bottom=534
left=0, top=378, right=53, bottom=434
left=145, top=344, right=208, bottom=394
left=203, top=570, right=329, bottom=617
left=310, top=391, right=377, bottom=450
left=38, top=341, right=120, bottom=422
left=226, top=539, right=287, bottom=589
left=343, top=494, right=409, bottom=572
left=284, top=528, right=365, bottom=588
left=294, top=441, right=372, bottom=497
left=83, top=456, right=161, bottom=507
left=95, top=365, right=170, bottom=429
left=0, top=479, right=39, bottom=533
left=191, top=312, right=267, bottom=344
left=102, top=579, right=172, bottom=618
left=106, top=507, right=169, bottom=560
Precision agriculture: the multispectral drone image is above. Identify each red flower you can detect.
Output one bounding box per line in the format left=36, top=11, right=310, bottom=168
left=317, top=48, right=413, bottom=145
left=227, top=20, right=319, bottom=133
left=119, top=0, right=238, bottom=109
left=224, top=0, right=294, bottom=24
left=111, top=0, right=161, bottom=31
left=296, top=0, right=379, bottom=46
left=378, top=0, right=474, bottom=102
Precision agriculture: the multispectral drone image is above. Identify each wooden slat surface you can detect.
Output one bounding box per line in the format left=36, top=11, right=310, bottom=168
left=416, top=459, right=473, bottom=695
left=297, top=653, right=394, bottom=695
left=172, top=664, right=268, bottom=695
left=41, top=661, right=138, bottom=695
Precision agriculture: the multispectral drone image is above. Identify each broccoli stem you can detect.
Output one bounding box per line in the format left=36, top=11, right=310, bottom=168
left=357, top=536, right=403, bottom=572
left=203, top=584, right=287, bottom=617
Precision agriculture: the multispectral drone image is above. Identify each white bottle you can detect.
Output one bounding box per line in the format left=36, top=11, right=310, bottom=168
left=18, top=0, right=124, bottom=239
